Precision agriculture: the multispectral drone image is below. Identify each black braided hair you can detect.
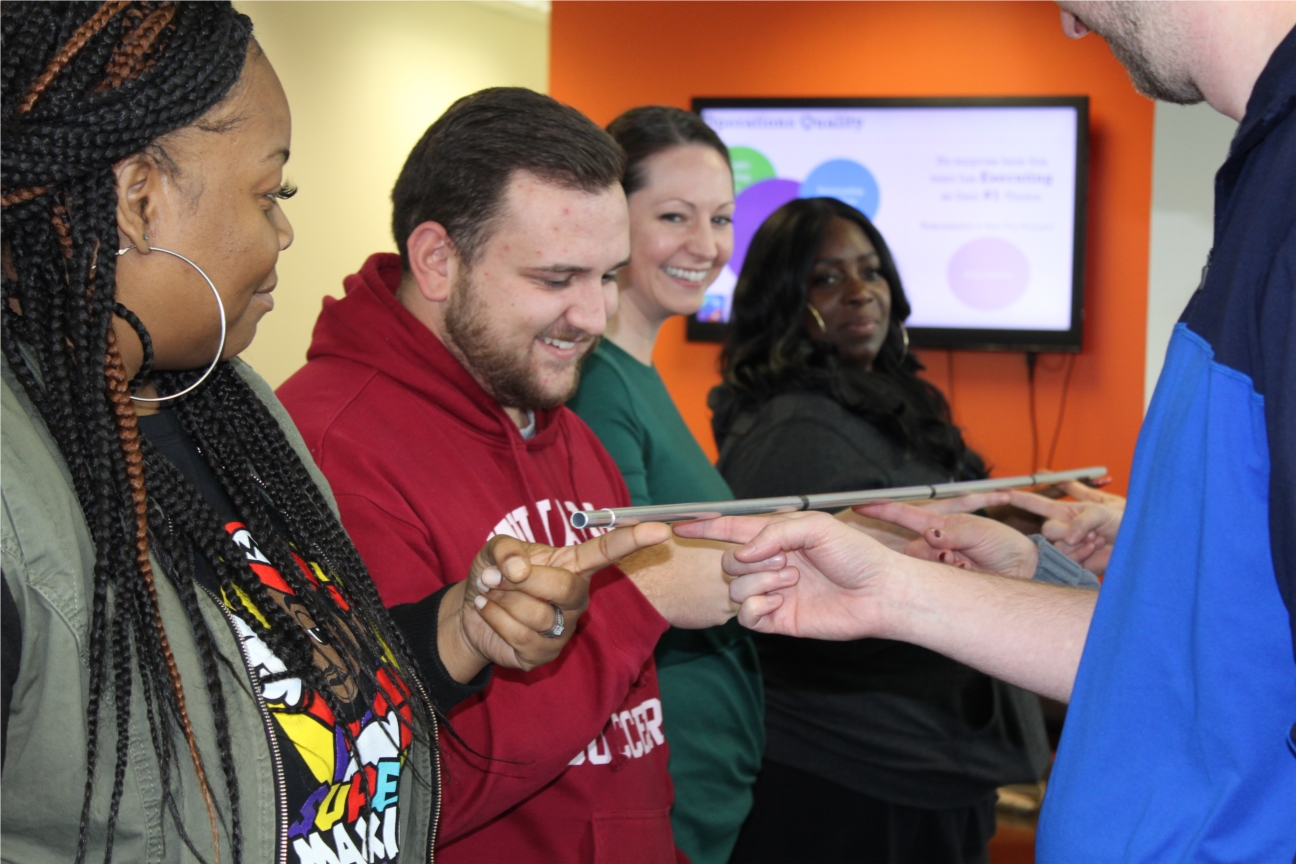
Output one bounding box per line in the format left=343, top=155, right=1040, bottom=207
left=2, top=4, right=435, bottom=862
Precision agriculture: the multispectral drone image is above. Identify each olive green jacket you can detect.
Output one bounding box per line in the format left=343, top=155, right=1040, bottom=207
left=1, top=358, right=438, bottom=863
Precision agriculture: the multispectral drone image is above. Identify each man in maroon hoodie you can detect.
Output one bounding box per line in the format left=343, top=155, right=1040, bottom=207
left=278, top=88, right=736, bottom=863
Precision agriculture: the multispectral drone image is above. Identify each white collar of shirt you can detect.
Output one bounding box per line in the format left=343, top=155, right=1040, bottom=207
left=518, top=410, right=537, bottom=440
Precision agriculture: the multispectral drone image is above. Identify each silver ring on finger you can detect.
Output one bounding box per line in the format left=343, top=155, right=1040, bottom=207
left=539, top=603, right=565, bottom=638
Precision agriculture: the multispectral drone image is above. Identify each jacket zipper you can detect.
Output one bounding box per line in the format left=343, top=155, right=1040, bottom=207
left=409, top=672, right=441, bottom=863
left=201, top=584, right=289, bottom=864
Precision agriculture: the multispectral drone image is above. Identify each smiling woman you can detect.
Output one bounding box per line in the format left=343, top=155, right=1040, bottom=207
left=2, top=6, right=619, bottom=864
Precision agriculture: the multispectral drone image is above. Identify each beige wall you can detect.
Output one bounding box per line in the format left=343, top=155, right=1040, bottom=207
left=1144, top=102, right=1236, bottom=410
left=236, top=1, right=549, bottom=386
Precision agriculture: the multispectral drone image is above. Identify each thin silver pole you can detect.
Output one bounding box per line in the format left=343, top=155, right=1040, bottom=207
left=570, top=466, right=1107, bottom=529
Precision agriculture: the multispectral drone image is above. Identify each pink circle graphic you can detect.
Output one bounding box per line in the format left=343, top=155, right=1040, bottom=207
left=946, top=238, right=1031, bottom=310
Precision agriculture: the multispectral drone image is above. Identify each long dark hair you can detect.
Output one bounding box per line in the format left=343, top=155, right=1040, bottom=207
left=719, top=197, right=985, bottom=480
left=605, top=104, right=730, bottom=195
left=2, top=4, right=433, bottom=862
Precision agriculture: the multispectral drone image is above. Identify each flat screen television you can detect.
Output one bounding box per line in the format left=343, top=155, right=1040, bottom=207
left=689, top=97, right=1088, bottom=352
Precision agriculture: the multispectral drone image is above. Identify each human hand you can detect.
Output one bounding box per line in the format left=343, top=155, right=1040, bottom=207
left=619, top=534, right=740, bottom=629
left=1009, top=481, right=1124, bottom=575
left=856, top=502, right=1052, bottom=581
left=440, top=523, right=671, bottom=679
left=674, top=511, right=902, bottom=639
left=921, top=490, right=1013, bottom=515
left=837, top=491, right=1010, bottom=552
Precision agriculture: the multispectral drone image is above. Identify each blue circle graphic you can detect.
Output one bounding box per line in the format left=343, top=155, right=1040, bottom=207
left=799, top=159, right=880, bottom=218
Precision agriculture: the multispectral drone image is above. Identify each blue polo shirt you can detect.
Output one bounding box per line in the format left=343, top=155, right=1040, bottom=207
left=1037, top=26, right=1296, bottom=863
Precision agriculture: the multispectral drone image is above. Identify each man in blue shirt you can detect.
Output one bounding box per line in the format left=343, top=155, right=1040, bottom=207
left=678, top=3, right=1296, bottom=860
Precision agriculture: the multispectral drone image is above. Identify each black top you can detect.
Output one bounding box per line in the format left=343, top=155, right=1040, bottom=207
left=710, top=385, right=1050, bottom=809
left=712, top=387, right=956, bottom=498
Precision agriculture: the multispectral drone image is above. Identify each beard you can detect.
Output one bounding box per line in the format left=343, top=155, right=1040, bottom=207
left=1083, top=2, right=1204, bottom=105
left=444, top=270, right=594, bottom=411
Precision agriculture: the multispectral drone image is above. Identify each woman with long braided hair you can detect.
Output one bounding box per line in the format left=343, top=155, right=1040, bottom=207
left=1, top=4, right=665, bottom=863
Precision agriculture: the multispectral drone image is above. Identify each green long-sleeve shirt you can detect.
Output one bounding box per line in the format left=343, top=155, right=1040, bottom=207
left=569, top=339, right=764, bottom=864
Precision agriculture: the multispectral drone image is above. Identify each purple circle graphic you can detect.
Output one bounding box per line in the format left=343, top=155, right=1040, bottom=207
left=728, top=178, right=800, bottom=277
left=946, top=238, right=1031, bottom=310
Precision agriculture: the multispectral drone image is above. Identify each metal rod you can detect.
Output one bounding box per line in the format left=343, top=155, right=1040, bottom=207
left=570, top=466, right=1107, bottom=529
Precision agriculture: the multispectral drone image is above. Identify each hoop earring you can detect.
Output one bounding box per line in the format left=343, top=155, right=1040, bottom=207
left=899, top=322, right=910, bottom=362
left=806, top=303, right=827, bottom=335
left=116, top=245, right=225, bottom=403
left=113, top=302, right=154, bottom=391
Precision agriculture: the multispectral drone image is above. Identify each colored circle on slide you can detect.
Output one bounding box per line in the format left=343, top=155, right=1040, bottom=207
left=947, top=238, right=1031, bottom=310
left=799, top=159, right=880, bottom=218
left=729, top=178, right=800, bottom=277
left=729, top=147, right=776, bottom=195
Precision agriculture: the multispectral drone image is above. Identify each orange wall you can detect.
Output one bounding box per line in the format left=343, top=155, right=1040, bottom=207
left=552, top=1, right=1153, bottom=494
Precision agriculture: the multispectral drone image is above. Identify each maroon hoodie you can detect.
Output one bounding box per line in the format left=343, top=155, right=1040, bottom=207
left=278, top=253, right=679, bottom=863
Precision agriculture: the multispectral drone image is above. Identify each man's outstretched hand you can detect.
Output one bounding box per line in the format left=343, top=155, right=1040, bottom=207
left=676, top=509, right=1098, bottom=703
left=674, top=512, right=899, bottom=639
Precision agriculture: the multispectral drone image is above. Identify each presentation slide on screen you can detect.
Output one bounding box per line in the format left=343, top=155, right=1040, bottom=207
left=697, top=106, right=1079, bottom=332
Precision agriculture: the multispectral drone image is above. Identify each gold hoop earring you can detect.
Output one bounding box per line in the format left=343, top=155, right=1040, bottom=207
left=116, top=244, right=225, bottom=403
left=900, top=322, right=910, bottom=361
left=807, top=304, right=827, bottom=334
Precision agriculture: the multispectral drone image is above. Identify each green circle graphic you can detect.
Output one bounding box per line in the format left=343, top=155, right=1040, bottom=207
left=729, top=147, right=775, bottom=195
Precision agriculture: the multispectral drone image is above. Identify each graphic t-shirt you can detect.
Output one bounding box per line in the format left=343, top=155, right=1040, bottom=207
left=139, top=409, right=414, bottom=864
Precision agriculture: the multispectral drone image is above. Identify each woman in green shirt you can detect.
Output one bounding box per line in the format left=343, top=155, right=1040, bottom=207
left=568, top=106, right=763, bottom=864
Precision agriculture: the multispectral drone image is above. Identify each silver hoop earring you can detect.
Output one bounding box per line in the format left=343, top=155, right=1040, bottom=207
left=116, top=244, right=225, bottom=403
left=807, top=303, right=827, bottom=334
left=899, top=322, right=910, bottom=362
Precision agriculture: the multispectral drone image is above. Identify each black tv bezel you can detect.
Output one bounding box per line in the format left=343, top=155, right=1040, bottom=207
left=687, top=95, right=1089, bottom=353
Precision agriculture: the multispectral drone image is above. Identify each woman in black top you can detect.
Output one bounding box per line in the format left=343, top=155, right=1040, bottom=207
left=712, top=198, right=1048, bottom=864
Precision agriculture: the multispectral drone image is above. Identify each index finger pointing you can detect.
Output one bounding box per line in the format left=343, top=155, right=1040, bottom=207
left=855, top=502, right=945, bottom=535
left=922, top=491, right=1011, bottom=514
left=1007, top=490, right=1073, bottom=521
left=1059, top=480, right=1111, bottom=503
left=672, top=514, right=772, bottom=547
left=570, top=521, right=672, bottom=577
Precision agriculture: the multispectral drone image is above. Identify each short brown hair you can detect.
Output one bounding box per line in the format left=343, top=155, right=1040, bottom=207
left=391, top=87, right=625, bottom=268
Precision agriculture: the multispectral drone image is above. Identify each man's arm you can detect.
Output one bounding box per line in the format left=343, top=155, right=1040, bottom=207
left=876, top=557, right=1096, bottom=703
left=676, top=512, right=1096, bottom=703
